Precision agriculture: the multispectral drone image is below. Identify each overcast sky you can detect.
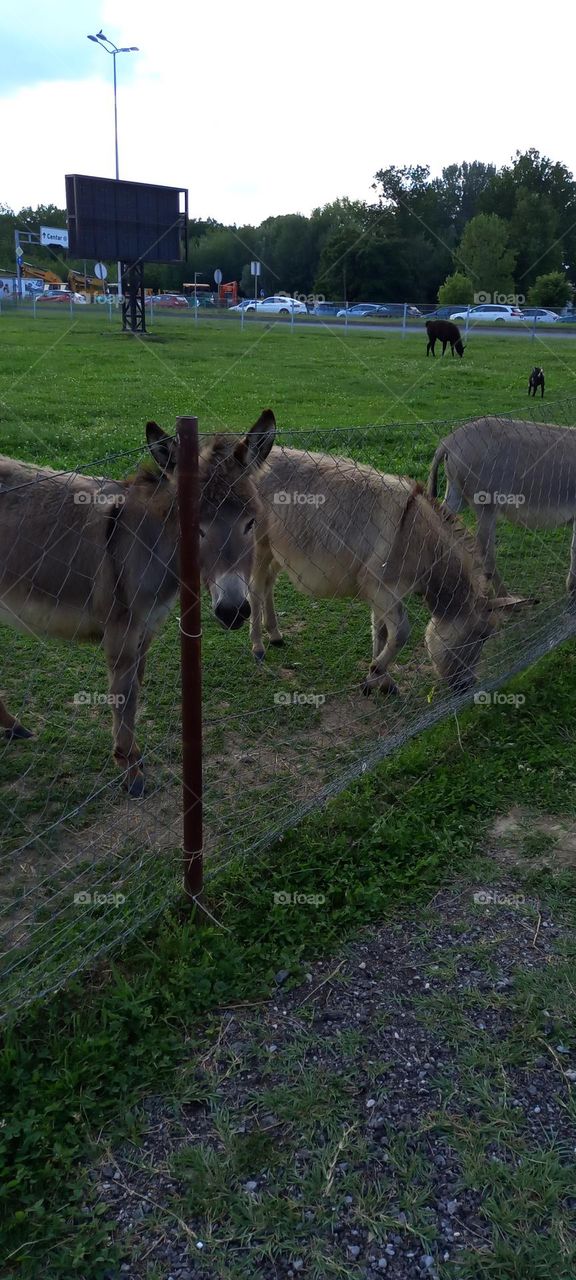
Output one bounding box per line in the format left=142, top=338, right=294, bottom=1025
left=0, top=0, right=573, bottom=225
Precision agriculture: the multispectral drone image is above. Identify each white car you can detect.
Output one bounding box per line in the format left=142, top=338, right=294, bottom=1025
left=520, top=307, right=559, bottom=324
left=241, top=295, right=308, bottom=316
left=449, top=303, right=524, bottom=323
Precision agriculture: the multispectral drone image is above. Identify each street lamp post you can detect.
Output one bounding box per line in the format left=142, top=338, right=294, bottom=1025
left=87, top=31, right=138, bottom=301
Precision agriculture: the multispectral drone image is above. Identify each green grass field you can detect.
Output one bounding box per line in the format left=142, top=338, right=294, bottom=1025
left=1, top=312, right=576, bottom=1278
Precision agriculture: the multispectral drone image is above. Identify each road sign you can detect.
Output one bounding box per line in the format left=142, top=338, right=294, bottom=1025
left=40, top=226, right=69, bottom=249
left=16, top=248, right=23, bottom=265
left=250, top=260, right=261, bottom=277
left=94, top=262, right=108, bottom=280
left=214, top=268, right=223, bottom=285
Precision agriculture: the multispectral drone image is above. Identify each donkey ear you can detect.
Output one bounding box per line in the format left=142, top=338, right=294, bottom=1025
left=146, top=421, right=177, bottom=473
left=489, top=594, right=538, bottom=612
left=234, top=409, right=276, bottom=470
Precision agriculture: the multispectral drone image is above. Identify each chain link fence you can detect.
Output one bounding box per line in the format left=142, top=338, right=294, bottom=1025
left=2, top=398, right=576, bottom=1016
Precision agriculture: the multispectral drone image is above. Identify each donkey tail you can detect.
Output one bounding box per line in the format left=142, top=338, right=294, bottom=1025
left=426, top=442, right=446, bottom=501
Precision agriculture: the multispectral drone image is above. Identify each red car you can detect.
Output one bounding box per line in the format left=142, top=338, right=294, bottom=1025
left=147, top=294, right=189, bottom=309
left=37, top=290, right=86, bottom=305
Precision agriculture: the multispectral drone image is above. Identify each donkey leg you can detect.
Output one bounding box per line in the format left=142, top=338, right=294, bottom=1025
left=250, top=550, right=282, bottom=660
left=363, top=599, right=410, bottom=695
left=566, top=520, right=576, bottom=596
left=104, top=628, right=145, bottom=797
left=263, top=560, right=283, bottom=646
left=0, top=696, right=33, bottom=741
left=133, top=633, right=153, bottom=767
left=474, top=507, right=509, bottom=595
left=371, top=610, right=387, bottom=660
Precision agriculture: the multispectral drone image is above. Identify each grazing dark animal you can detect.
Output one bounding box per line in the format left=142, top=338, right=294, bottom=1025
left=426, top=319, right=464, bottom=358
left=528, top=366, right=545, bottom=398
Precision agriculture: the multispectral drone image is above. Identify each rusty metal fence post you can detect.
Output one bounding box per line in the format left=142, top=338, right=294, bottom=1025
left=177, top=416, right=203, bottom=899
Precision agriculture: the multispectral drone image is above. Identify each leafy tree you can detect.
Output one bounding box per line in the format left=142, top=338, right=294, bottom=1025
left=440, top=162, right=496, bottom=237
left=527, top=271, right=573, bottom=308
left=456, top=213, right=516, bottom=297
left=438, top=272, right=474, bottom=305
left=509, top=191, right=561, bottom=291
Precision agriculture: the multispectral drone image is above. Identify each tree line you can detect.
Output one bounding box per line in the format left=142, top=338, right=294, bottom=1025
left=1, top=150, right=574, bottom=306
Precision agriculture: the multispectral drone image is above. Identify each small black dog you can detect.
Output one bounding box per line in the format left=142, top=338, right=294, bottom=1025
left=528, top=367, right=545, bottom=398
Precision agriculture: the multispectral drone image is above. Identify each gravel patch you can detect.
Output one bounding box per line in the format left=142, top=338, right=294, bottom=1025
left=90, top=871, right=576, bottom=1279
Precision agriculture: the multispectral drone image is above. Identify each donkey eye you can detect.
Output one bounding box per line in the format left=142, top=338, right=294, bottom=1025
left=199, top=527, right=206, bottom=539
left=243, top=517, right=256, bottom=534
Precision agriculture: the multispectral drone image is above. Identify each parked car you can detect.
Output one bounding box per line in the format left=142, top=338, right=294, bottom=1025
left=425, top=305, right=468, bottom=320
left=556, top=311, right=576, bottom=323
left=38, top=290, right=86, bottom=304
left=520, top=307, right=559, bottom=324
left=449, top=303, right=524, bottom=323
left=382, top=303, right=422, bottom=318
left=230, top=299, right=258, bottom=312
left=240, top=295, right=308, bottom=316
left=336, top=303, right=392, bottom=318
left=147, top=293, right=189, bottom=308
left=310, top=301, right=344, bottom=316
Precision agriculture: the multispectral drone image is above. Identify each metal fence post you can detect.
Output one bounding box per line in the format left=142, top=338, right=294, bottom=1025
left=402, top=302, right=408, bottom=338
left=177, top=415, right=204, bottom=899
left=464, top=305, right=471, bottom=341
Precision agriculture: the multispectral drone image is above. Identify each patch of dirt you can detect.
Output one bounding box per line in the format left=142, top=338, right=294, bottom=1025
left=491, top=807, right=576, bottom=869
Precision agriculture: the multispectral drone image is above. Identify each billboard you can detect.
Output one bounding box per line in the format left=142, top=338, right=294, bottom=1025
left=65, top=175, right=188, bottom=264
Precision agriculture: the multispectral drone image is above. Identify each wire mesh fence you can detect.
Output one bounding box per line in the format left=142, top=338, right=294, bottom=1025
left=3, top=292, right=576, bottom=338
left=2, top=397, right=576, bottom=1017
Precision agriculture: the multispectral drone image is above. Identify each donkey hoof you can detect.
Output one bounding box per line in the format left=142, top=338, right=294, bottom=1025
left=269, top=636, right=285, bottom=647
left=362, top=674, right=398, bottom=697
left=377, top=675, right=399, bottom=696
left=253, top=648, right=266, bottom=664
left=5, top=723, right=33, bottom=741
left=126, top=771, right=145, bottom=799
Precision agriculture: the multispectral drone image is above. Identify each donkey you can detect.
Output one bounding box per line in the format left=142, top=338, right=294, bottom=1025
left=0, top=419, right=273, bottom=795
left=247, top=412, right=519, bottom=696
left=427, top=416, right=576, bottom=595
left=426, top=319, right=465, bottom=358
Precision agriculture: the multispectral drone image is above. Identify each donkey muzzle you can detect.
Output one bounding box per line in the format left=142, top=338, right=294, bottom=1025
left=214, top=599, right=251, bottom=630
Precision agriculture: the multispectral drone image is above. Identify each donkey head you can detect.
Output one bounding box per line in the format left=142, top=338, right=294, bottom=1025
left=146, top=411, right=276, bottom=630
left=198, top=410, right=276, bottom=629
left=425, top=594, right=526, bottom=693
left=424, top=606, right=492, bottom=693
left=454, top=339, right=465, bottom=358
